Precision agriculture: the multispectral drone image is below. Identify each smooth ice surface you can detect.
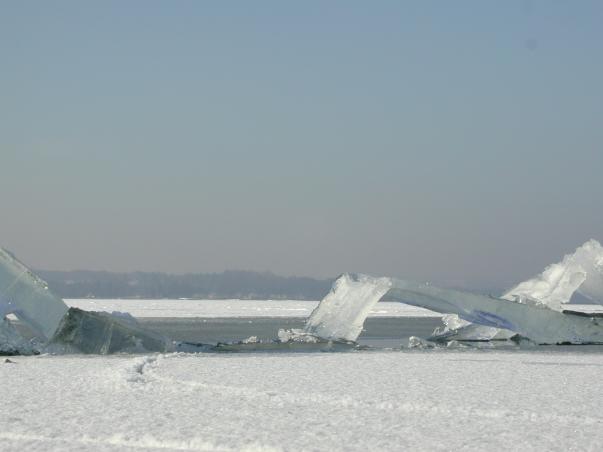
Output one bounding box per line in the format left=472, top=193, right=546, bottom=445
left=503, top=239, right=603, bottom=310
left=0, top=248, right=68, bottom=340
left=65, top=299, right=440, bottom=318
left=303, top=273, right=392, bottom=341
left=2, top=351, right=603, bottom=451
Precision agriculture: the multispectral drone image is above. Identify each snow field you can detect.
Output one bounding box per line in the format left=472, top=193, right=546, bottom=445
left=2, top=350, right=603, bottom=451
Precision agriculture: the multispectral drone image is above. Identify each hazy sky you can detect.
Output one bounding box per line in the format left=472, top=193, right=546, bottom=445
left=1, top=1, right=602, bottom=289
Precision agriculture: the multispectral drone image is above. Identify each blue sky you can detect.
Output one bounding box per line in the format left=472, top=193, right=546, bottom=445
left=1, top=1, right=602, bottom=289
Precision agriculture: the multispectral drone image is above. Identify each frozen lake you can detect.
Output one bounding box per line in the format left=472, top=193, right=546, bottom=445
left=62, top=298, right=603, bottom=348
left=138, top=317, right=441, bottom=348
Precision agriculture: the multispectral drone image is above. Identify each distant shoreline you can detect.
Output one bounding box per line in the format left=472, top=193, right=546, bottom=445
left=38, top=269, right=333, bottom=300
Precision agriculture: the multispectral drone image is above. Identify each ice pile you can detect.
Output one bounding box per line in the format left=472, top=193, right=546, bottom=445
left=0, top=248, right=173, bottom=355
left=278, top=240, right=603, bottom=346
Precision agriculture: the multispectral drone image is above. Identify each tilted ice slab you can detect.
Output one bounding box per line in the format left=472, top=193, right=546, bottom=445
left=386, top=279, right=603, bottom=344
left=0, top=248, right=69, bottom=340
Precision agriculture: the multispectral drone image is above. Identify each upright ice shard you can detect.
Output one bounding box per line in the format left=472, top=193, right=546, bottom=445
left=503, top=239, right=603, bottom=310
left=303, top=273, right=392, bottom=342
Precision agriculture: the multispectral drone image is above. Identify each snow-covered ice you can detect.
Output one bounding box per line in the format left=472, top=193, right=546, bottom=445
left=65, top=298, right=441, bottom=318
left=2, top=350, right=603, bottom=451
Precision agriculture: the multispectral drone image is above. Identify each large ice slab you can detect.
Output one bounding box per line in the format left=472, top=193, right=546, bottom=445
left=387, top=279, right=603, bottom=344
left=1, top=247, right=174, bottom=354
left=0, top=248, right=68, bottom=340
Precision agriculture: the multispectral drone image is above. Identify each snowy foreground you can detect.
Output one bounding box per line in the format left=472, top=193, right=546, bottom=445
left=3, top=350, right=603, bottom=451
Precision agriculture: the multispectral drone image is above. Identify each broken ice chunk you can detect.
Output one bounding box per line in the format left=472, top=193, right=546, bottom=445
left=429, top=314, right=517, bottom=342
left=277, top=328, right=320, bottom=343
left=0, top=317, right=39, bottom=355
left=51, top=308, right=173, bottom=354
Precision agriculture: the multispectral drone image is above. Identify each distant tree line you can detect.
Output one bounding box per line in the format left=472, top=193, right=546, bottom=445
left=37, top=269, right=334, bottom=300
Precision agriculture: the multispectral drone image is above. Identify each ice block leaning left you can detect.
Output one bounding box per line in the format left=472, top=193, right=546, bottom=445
left=0, top=247, right=69, bottom=340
